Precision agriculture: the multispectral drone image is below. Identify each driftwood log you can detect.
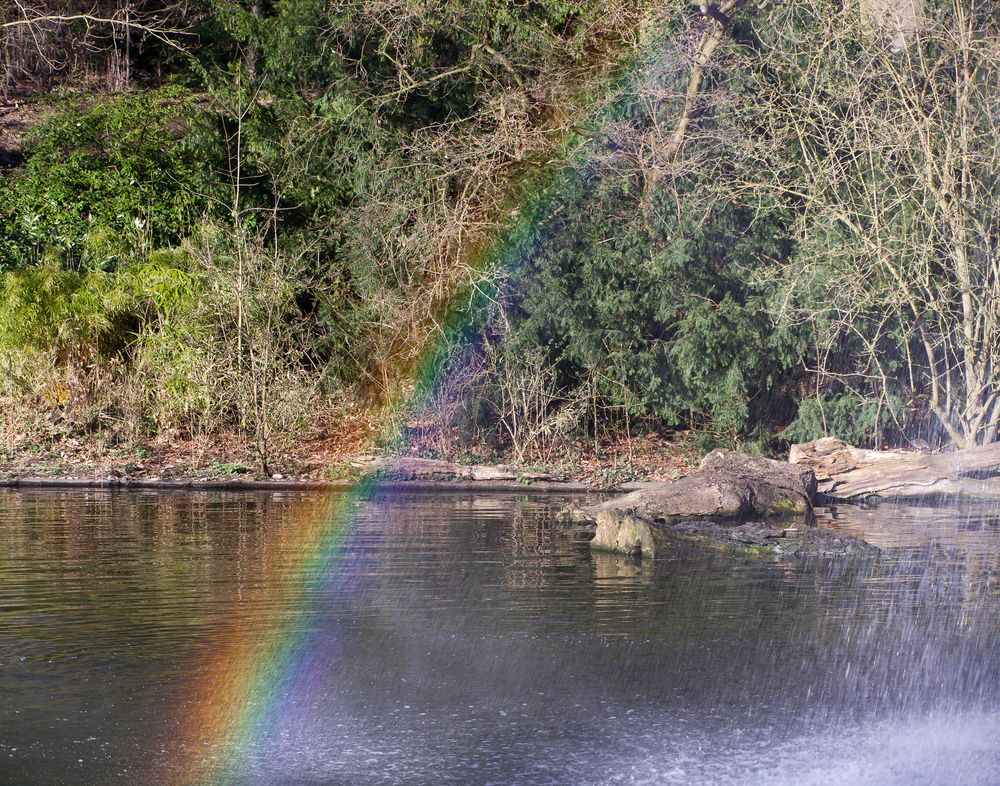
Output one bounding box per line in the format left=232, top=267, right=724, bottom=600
left=789, top=437, right=1000, bottom=502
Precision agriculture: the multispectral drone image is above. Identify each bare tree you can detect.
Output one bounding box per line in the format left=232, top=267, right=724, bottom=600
left=730, top=0, right=1000, bottom=447
left=1, top=1, right=192, bottom=93
left=317, top=1, right=649, bottom=412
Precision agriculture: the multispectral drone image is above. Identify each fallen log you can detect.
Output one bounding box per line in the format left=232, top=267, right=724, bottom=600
left=789, top=437, right=1000, bottom=502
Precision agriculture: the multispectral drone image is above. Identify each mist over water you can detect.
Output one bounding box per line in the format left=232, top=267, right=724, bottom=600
left=0, top=489, right=997, bottom=785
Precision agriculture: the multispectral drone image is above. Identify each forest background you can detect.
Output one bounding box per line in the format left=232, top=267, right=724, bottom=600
left=2, top=0, right=998, bottom=482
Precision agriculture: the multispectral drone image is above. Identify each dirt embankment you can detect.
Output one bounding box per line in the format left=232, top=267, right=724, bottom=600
left=0, top=424, right=699, bottom=492
left=0, top=99, right=46, bottom=169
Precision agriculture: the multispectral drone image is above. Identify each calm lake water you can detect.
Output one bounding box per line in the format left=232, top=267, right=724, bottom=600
left=0, top=488, right=998, bottom=785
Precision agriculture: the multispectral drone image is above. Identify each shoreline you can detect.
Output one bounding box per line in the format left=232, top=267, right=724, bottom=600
left=0, top=436, right=693, bottom=494
left=0, top=474, right=637, bottom=494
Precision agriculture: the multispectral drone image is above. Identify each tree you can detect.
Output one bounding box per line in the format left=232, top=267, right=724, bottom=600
left=505, top=158, right=801, bottom=447
left=728, top=0, right=1000, bottom=447
left=1, top=1, right=194, bottom=93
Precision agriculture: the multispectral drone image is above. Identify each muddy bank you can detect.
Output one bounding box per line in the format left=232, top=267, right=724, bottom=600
left=0, top=428, right=697, bottom=492
left=0, top=475, right=599, bottom=494
left=0, top=456, right=613, bottom=494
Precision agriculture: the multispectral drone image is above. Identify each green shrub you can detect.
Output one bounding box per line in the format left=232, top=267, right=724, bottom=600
left=0, top=259, right=137, bottom=363
left=505, top=164, right=804, bottom=445
left=782, top=391, right=903, bottom=448
left=0, top=88, right=203, bottom=270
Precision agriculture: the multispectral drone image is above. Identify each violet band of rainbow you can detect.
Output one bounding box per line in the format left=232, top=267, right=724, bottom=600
left=162, top=33, right=644, bottom=783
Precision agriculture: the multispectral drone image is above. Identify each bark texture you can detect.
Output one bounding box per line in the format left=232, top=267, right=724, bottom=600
left=789, top=437, right=1000, bottom=501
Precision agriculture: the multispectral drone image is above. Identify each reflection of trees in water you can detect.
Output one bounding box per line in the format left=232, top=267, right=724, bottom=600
left=3, top=489, right=997, bottom=718
left=499, top=497, right=593, bottom=592
left=0, top=489, right=334, bottom=654
left=817, top=503, right=1000, bottom=624
left=363, top=492, right=597, bottom=597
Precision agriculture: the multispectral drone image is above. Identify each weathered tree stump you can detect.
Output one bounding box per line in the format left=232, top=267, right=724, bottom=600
left=563, top=450, right=874, bottom=559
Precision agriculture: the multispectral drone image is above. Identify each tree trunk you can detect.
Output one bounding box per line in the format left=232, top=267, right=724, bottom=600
left=790, top=437, right=1000, bottom=501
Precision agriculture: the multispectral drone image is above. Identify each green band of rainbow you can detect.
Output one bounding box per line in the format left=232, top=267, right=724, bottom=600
left=162, top=30, right=647, bottom=785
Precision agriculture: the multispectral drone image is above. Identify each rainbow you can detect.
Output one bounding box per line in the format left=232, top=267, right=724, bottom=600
left=171, top=481, right=372, bottom=784
left=166, top=280, right=502, bottom=784
left=161, top=33, right=649, bottom=786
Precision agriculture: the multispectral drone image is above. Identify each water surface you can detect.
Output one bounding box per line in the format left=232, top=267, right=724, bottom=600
left=0, top=489, right=997, bottom=785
